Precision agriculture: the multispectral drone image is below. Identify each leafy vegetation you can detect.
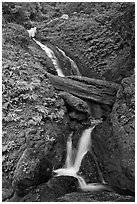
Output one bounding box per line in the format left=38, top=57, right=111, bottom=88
left=2, top=2, right=135, bottom=200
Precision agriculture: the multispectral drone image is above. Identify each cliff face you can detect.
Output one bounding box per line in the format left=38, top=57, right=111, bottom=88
left=92, top=74, right=135, bottom=191
left=2, top=2, right=135, bottom=202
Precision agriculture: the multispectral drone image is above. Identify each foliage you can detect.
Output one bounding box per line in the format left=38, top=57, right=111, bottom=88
left=36, top=2, right=135, bottom=82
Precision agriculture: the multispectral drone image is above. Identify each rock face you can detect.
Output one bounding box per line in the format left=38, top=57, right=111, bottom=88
left=12, top=148, right=53, bottom=196
left=55, top=191, right=135, bottom=202
left=78, top=151, right=104, bottom=184
left=59, top=91, right=89, bottom=113
left=9, top=176, right=78, bottom=202
left=91, top=75, right=135, bottom=192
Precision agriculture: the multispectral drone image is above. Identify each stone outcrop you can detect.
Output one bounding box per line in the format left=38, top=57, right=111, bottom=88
left=55, top=191, right=135, bottom=202
left=9, top=176, right=78, bottom=202
left=12, top=148, right=53, bottom=196
left=59, top=91, right=89, bottom=113
left=91, top=75, right=135, bottom=192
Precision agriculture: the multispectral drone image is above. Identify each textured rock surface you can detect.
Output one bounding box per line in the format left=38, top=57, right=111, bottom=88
left=12, top=148, right=53, bottom=196
left=2, top=22, right=82, bottom=200
left=78, top=151, right=104, bottom=184
left=2, top=2, right=135, bottom=202
left=55, top=191, right=135, bottom=202
left=91, top=75, right=135, bottom=192
left=59, top=91, right=89, bottom=113
left=8, top=176, right=78, bottom=202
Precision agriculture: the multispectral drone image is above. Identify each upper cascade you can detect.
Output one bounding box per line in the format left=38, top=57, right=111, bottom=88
left=33, top=38, right=64, bottom=77
left=57, top=47, right=81, bottom=76
left=27, top=27, right=81, bottom=77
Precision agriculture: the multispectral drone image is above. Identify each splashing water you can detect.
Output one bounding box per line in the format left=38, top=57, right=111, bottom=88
left=77, top=175, right=108, bottom=192
left=54, top=121, right=107, bottom=192
left=54, top=127, right=94, bottom=178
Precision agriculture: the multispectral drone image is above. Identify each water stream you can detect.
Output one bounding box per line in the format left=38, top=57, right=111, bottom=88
left=27, top=27, right=108, bottom=192
left=33, top=38, right=65, bottom=77
left=27, top=27, right=81, bottom=77
left=57, top=47, right=81, bottom=76
left=54, top=124, right=108, bottom=192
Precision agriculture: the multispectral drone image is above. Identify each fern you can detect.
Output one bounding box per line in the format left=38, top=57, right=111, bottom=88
left=3, top=112, right=20, bottom=122
left=28, top=114, right=43, bottom=126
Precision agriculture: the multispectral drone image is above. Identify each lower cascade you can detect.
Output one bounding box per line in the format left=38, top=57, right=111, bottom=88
left=54, top=122, right=108, bottom=192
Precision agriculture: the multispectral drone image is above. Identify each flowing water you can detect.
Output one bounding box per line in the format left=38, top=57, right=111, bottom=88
left=27, top=27, right=107, bottom=192
left=54, top=123, right=108, bottom=192
left=27, top=27, right=81, bottom=77
left=33, top=38, right=64, bottom=77
left=57, top=47, right=81, bottom=76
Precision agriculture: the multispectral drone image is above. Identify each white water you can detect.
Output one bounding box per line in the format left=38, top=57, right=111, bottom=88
left=33, top=39, right=64, bottom=77
left=54, top=127, right=94, bottom=178
left=54, top=122, right=107, bottom=192
left=27, top=27, right=107, bottom=192
left=27, top=27, right=37, bottom=38
left=66, top=133, right=74, bottom=168
left=27, top=27, right=81, bottom=77
left=57, top=47, right=81, bottom=76
left=74, top=127, right=93, bottom=172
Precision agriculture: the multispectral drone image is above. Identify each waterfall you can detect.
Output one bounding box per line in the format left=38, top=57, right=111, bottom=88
left=74, top=127, right=93, bottom=172
left=54, top=122, right=107, bottom=192
left=65, top=133, right=74, bottom=168
left=27, top=27, right=107, bottom=193
left=57, top=47, right=81, bottom=76
left=54, top=127, right=95, bottom=177
left=33, top=39, right=64, bottom=77
left=77, top=175, right=107, bottom=192
left=27, top=27, right=64, bottom=77
left=27, top=27, right=81, bottom=77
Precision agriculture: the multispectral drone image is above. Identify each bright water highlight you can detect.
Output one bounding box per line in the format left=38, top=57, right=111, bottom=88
left=54, top=122, right=107, bottom=192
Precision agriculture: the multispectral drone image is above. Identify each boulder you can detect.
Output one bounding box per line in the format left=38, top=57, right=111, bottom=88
left=9, top=176, right=78, bottom=202
left=91, top=75, right=135, bottom=192
left=12, top=148, right=53, bottom=196
left=78, top=151, right=104, bottom=184
left=59, top=91, right=89, bottom=113
left=69, top=112, right=89, bottom=121
left=55, top=191, right=135, bottom=202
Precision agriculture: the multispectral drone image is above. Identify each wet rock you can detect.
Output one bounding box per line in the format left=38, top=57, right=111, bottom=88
left=91, top=75, right=135, bottom=192
left=55, top=191, right=135, bottom=202
left=78, top=151, right=104, bottom=183
left=59, top=91, right=89, bottom=113
left=10, top=176, right=78, bottom=202
left=12, top=148, right=53, bottom=196
left=69, top=111, right=89, bottom=121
